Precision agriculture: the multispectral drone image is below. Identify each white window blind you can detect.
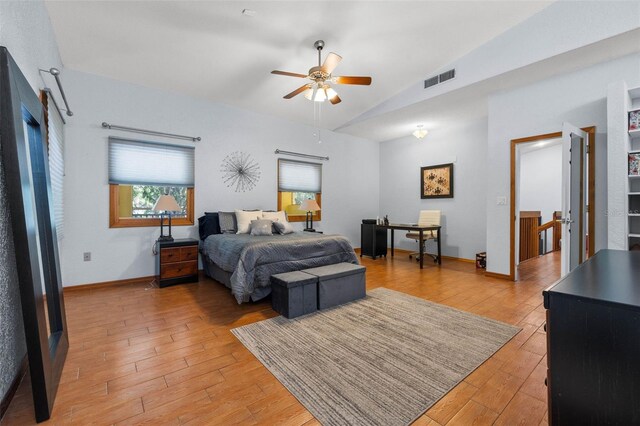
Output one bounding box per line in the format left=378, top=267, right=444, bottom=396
left=278, top=159, right=322, bottom=193
left=108, top=137, right=195, bottom=186
left=46, top=92, right=65, bottom=240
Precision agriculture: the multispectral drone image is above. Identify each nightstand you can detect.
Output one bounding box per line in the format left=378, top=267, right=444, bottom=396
left=156, top=238, right=199, bottom=288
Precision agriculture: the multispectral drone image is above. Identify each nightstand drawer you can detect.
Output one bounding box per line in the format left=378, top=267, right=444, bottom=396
left=161, top=247, right=181, bottom=264
left=161, top=261, right=197, bottom=279
left=180, top=246, right=198, bottom=262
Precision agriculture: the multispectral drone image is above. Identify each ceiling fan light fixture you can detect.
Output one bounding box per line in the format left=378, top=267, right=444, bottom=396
left=304, top=86, right=338, bottom=102
left=413, top=125, right=428, bottom=139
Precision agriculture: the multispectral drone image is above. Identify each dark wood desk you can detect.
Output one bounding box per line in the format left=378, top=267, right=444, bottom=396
left=373, top=223, right=441, bottom=269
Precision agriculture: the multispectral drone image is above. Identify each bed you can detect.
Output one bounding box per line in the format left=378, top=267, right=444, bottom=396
left=199, top=213, right=359, bottom=304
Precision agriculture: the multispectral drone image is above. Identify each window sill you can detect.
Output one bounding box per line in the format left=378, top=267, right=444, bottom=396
left=109, top=216, right=194, bottom=229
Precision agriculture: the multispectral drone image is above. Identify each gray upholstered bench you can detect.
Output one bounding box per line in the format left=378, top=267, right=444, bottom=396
left=270, top=271, right=318, bottom=319
left=302, top=263, right=366, bottom=309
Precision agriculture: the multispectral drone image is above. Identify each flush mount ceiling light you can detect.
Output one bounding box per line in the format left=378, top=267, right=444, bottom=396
left=413, top=125, right=428, bottom=139
left=271, top=40, right=372, bottom=105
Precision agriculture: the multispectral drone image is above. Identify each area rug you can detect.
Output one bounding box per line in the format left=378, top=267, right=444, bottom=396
left=231, top=288, right=520, bottom=426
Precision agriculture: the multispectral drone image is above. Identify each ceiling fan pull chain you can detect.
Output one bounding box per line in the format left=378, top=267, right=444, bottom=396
left=318, top=103, right=322, bottom=144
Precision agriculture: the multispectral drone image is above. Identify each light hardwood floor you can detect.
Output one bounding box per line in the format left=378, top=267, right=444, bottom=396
left=2, top=251, right=560, bottom=425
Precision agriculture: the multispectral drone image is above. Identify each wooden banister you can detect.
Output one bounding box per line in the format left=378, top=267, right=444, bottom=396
left=552, top=211, right=562, bottom=252
left=537, top=220, right=554, bottom=233
left=519, top=211, right=541, bottom=263
left=520, top=211, right=562, bottom=263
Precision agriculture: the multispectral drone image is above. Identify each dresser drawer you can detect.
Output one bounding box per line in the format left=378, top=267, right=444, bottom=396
left=180, top=246, right=198, bottom=261
left=160, top=247, right=181, bottom=264
left=161, top=261, right=197, bottom=279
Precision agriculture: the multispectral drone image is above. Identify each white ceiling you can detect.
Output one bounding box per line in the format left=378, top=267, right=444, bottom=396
left=45, top=1, right=551, bottom=132
left=338, top=27, right=640, bottom=142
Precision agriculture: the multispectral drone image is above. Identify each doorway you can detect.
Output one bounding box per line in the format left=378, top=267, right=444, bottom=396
left=509, top=126, right=596, bottom=281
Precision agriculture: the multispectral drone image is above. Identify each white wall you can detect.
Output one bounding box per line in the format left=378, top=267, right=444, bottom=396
left=379, top=117, right=487, bottom=260
left=0, top=0, right=62, bottom=93
left=519, top=144, right=562, bottom=252
left=486, top=53, right=640, bottom=276
left=61, top=69, right=379, bottom=286
left=0, top=0, right=63, bottom=401
left=519, top=144, right=562, bottom=224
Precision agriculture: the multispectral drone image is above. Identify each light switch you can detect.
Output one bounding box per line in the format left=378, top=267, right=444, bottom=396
left=496, top=196, right=507, bottom=205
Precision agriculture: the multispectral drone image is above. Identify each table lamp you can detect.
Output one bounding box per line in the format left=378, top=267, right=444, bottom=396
left=153, top=194, right=181, bottom=242
left=300, top=199, right=321, bottom=232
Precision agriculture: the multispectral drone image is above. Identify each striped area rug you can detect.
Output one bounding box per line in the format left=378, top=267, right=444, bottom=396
left=232, top=288, right=519, bottom=426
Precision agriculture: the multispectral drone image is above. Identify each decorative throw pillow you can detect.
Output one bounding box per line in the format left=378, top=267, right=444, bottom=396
left=262, top=210, right=287, bottom=223
left=263, top=210, right=293, bottom=234
left=218, top=211, right=237, bottom=234
left=198, top=212, right=221, bottom=240
left=250, top=219, right=273, bottom=236
left=235, top=209, right=263, bottom=234
left=273, top=220, right=294, bottom=235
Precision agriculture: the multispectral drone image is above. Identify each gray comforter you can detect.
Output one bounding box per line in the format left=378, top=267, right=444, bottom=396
left=202, top=232, right=358, bottom=304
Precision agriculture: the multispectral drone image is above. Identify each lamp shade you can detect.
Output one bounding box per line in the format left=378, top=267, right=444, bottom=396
left=153, top=194, right=181, bottom=212
left=300, top=199, right=321, bottom=212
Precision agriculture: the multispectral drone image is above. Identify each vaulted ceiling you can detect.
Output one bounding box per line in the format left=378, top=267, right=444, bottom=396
left=45, top=1, right=551, bottom=133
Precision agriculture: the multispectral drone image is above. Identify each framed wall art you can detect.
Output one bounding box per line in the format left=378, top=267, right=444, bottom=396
left=420, top=163, right=454, bottom=199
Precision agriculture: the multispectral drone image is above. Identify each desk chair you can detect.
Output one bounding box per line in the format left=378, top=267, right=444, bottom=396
left=406, top=210, right=441, bottom=263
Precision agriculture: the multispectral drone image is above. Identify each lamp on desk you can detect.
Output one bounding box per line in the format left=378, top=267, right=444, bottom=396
left=153, top=194, right=181, bottom=242
left=300, top=199, right=321, bottom=232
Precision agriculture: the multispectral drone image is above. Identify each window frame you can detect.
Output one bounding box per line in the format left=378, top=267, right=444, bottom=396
left=109, top=185, right=194, bottom=228
left=276, top=158, right=322, bottom=223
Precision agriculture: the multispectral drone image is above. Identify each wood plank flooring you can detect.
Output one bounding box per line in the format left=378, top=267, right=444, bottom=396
left=2, top=251, right=559, bottom=425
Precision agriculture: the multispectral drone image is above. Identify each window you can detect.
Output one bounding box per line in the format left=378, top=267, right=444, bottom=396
left=43, top=91, right=65, bottom=239
left=277, top=159, right=322, bottom=223
left=108, top=137, right=195, bottom=228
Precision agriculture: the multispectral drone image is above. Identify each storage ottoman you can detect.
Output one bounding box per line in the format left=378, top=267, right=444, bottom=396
left=270, top=271, right=318, bottom=319
left=302, top=263, right=366, bottom=309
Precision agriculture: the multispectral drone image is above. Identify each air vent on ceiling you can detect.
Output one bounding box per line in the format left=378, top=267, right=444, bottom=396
left=439, top=69, right=455, bottom=82
left=424, top=76, right=439, bottom=89
left=424, top=68, right=456, bottom=89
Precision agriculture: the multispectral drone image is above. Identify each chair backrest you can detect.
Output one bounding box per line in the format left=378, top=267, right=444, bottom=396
left=417, top=210, right=441, bottom=227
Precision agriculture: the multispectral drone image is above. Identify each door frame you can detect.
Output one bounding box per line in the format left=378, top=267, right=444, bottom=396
left=509, top=126, right=596, bottom=281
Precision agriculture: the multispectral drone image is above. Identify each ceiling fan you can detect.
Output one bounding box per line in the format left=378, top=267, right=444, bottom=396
left=271, top=40, right=372, bottom=105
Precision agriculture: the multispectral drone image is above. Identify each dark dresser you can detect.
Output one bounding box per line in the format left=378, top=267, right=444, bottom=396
left=543, top=249, right=640, bottom=425
left=360, top=222, right=387, bottom=259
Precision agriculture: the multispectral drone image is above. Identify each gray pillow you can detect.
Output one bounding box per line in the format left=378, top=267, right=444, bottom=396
left=218, top=211, right=237, bottom=234
left=273, top=220, right=294, bottom=235
left=250, top=219, right=273, bottom=236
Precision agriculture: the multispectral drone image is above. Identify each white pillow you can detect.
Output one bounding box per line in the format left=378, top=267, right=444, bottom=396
left=235, top=209, right=263, bottom=234
left=263, top=210, right=294, bottom=234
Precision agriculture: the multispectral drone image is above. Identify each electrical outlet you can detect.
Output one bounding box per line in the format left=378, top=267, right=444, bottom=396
left=496, top=196, right=507, bottom=205
left=83, top=252, right=91, bottom=262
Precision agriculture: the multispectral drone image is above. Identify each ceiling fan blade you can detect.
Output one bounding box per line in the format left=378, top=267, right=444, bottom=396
left=283, top=84, right=309, bottom=99
left=321, top=52, right=342, bottom=74
left=272, top=70, right=308, bottom=78
left=334, top=76, right=372, bottom=85
left=329, top=94, right=342, bottom=105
